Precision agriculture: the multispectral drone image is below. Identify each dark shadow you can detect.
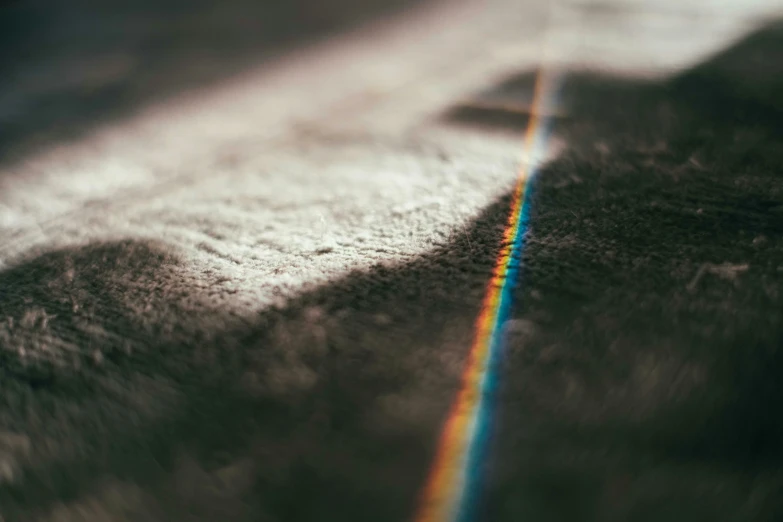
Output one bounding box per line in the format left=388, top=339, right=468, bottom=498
left=444, top=104, right=538, bottom=133
left=443, top=68, right=572, bottom=133
left=1, top=16, right=783, bottom=522
left=0, top=0, right=427, bottom=170
left=473, top=19, right=783, bottom=522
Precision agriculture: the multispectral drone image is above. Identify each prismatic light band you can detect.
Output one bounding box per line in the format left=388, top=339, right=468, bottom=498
left=413, top=67, right=562, bottom=522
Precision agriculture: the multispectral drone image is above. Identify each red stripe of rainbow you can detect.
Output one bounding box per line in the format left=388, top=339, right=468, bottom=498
left=413, top=68, right=561, bottom=522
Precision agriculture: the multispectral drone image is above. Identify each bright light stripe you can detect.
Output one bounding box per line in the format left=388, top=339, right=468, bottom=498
left=414, top=67, right=562, bottom=522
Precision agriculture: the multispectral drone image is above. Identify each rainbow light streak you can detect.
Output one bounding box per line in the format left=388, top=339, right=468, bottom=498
left=414, top=68, right=562, bottom=522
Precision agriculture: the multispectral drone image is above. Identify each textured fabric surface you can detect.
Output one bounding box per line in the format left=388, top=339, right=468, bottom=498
left=1, top=0, right=783, bottom=520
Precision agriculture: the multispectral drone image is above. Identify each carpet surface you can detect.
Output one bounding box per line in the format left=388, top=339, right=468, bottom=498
left=1, top=0, right=783, bottom=520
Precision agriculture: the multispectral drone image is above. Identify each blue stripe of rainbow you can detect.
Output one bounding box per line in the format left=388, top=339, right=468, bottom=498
left=413, top=68, right=562, bottom=522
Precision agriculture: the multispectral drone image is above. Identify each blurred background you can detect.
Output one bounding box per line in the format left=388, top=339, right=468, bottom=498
left=0, top=0, right=425, bottom=165
left=2, top=0, right=781, bottom=170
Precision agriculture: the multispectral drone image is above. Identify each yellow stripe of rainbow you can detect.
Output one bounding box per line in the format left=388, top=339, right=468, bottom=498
left=413, top=67, right=561, bottom=522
